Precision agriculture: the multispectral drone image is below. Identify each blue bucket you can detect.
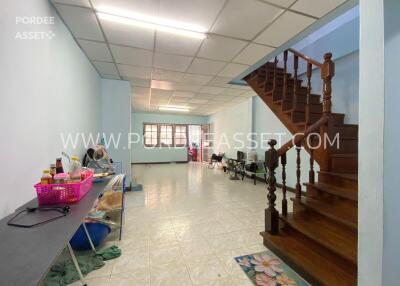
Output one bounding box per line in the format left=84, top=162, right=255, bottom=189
left=70, top=222, right=111, bottom=251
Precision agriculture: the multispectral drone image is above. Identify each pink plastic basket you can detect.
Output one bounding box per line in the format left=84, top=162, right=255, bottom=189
left=34, top=172, right=93, bottom=205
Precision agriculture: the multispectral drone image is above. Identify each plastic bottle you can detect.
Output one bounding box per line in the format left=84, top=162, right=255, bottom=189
left=69, top=156, right=82, bottom=181
left=41, top=170, right=53, bottom=185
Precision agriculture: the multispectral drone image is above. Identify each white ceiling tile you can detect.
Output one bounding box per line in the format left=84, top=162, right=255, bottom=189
left=229, top=84, right=251, bottom=90
left=220, top=88, right=247, bottom=96
left=155, top=31, right=203, bottom=56
left=199, top=86, right=226, bottom=95
left=132, top=87, right=150, bottom=98
left=195, top=93, right=215, bottom=100
left=110, top=45, right=153, bottom=66
left=100, top=19, right=155, bottom=50
left=241, top=90, right=257, bottom=97
left=93, top=61, right=118, bottom=75
left=212, top=0, right=283, bottom=40
left=151, top=88, right=173, bottom=98
left=150, top=98, right=169, bottom=105
left=158, top=0, right=226, bottom=30
left=254, top=11, right=315, bottom=47
left=291, top=0, right=347, bottom=18
left=78, top=39, right=112, bottom=61
left=233, top=43, right=275, bottom=65
left=175, top=83, right=202, bottom=92
left=218, top=63, right=250, bottom=78
left=152, top=69, right=185, bottom=82
left=92, top=0, right=159, bottom=15
left=170, top=97, right=189, bottom=103
left=127, top=78, right=151, bottom=87
left=262, top=0, right=296, bottom=8
left=213, top=95, right=233, bottom=101
left=55, top=4, right=104, bottom=41
left=186, top=58, right=226, bottom=76
left=208, top=76, right=232, bottom=86
left=188, top=98, right=209, bottom=104
left=198, top=35, right=247, bottom=61
left=117, top=64, right=151, bottom=79
left=173, top=91, right=196, bottom=98
left=52, top=0, right=90, bottom=7
left=181, top=74, right=213, bottom=85
left=153, top=53, right=193, bottom=72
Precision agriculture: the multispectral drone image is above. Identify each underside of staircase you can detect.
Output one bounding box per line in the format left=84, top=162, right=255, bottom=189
left=244, top=52, right=358, bottom=286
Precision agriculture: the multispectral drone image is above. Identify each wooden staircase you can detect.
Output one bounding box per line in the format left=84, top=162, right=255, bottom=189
left=244, top=49, right=358, bottom=286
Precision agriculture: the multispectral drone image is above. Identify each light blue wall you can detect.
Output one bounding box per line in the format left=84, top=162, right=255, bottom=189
left=293, top=10, right=359, bottom=124
left=131, top=112, right=207, bottom=163
left=252, top=96, right=317, bottom=187
left=300, top=51, right=359, bottom=124
left=101, top=79, right=132, bottom=186
left=208, top=99, right=253, bottom=159
left=358, top=0, right=384, bottom=284
left=383, top=0, right=400, bottom=284
left=0, top=0, right=102, bottom=218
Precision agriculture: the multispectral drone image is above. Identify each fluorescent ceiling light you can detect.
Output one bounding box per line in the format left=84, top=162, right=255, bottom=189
left=96, top=7, right=207, bottom=39
left=159, top=106, right=190, bottom=112
left=151, top=80, right=175, bottom=90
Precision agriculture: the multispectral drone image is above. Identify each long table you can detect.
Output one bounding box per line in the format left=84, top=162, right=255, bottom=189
left=0, top=178, right=111, bottom=286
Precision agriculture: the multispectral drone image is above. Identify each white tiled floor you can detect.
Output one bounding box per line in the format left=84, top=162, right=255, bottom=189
left=74, top=162, right=291, bottom=286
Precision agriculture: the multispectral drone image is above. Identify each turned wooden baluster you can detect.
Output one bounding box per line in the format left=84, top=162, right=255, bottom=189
left=272, top=57, right=278, bottom=96
left=308, top=135, right=315, bottom=184
left=283, top=50, right=288, bottom=102
left=265, top=139, right=279, bottom=235
left=293, top=55, right=299, bottom=110
left=281, top=153, right=287, bottom=216
left=295, top=142, right=302, bottom=199
left=321, top=53, right=335, bottom=115
left=305, top=62, right=313, bottom=125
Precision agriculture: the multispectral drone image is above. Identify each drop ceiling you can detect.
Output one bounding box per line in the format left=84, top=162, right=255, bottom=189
left=52, top=0, right=348, bottom=115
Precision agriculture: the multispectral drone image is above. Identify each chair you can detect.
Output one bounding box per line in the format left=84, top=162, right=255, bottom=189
left=208, top=153, right=225, bottom=169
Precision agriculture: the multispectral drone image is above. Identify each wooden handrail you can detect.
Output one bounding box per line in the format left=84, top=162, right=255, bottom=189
left=277, top=115, right=329, bottom=156
left=287, top=48, right=323, bottom=68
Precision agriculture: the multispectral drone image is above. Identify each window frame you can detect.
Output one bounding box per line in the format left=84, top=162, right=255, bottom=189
left=174, top=124, right=188, bottom=147
left=159, top=124, right=174, bottom=147
left=143, top=123, right=190, bottom=148
left=143, top=123, right=159, bottom=147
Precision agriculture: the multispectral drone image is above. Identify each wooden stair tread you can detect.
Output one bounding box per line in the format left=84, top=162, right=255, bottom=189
left=304, top=182, right=358, bottom=201
left=295, top=196, right=357, bottom=229
left=281, top=212, right=357, bottom=264
left=261, top=230, right=357, bottom=286
left=319, top=171, right=357, bottom=181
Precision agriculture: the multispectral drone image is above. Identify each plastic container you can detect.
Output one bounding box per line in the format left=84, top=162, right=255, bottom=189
left=69, top=222, right=111, bottom=251
left=69, top=156, right=82, bottom=180
left=34, top=171, right=93, bottom=205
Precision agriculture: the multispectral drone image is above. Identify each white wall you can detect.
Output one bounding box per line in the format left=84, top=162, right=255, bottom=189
left=252, top=96, right=318, bottom=188
left=358, top=0, right=384, bottom=284
left=383, top=0, right=400, bottom=284
left=0, top=0, right=102, bottom=218
left=208, top=99, right=253, bottom=159
left=101, top=79, right=132, bottom=187
left=131, top=112, right=208, bottom=163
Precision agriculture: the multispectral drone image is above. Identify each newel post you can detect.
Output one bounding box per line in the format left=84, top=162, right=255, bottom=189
left=265, top=139, right=280, bottom=235
left=321, top=53, right=335, bottom=115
